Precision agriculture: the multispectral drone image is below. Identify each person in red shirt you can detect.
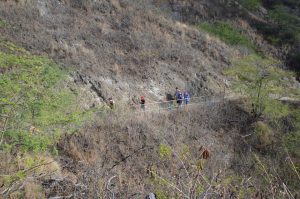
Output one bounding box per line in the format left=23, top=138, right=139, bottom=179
left=140, top=96, right=145, bottom=110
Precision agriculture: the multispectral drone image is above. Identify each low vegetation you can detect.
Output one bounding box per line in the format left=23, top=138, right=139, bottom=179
left=0, top=41, right=101, bottom=197
left=0, top=18, right=5, bottom=28
left=252, top=1, right=300, bottom=73
left=199, top=21, right=255, bottom=50
left=226, top=54, right=298, bottom=117
left=0, top=0, right=299, bottom=197
left=0, top=41, right=90, bottom=153
left=239, top=0, right=262, bottom=11
left=225, top=53, right=300, bottom=194
left=267, top=4, right=300, bottom=45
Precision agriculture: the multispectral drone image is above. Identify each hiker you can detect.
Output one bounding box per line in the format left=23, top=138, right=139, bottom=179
left=177, top=91, right=183, bottom=107
left=140, top=96, right=145, bottom=110
left=174, top=87, right=180, bottom=106
left=108, top=97, right=115, bottom=109
left=174, top=87, right=180, bottom=100
left=184, top=90, right=190, bottom=105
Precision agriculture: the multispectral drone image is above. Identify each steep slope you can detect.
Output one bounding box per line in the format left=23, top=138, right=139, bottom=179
left=160, top=0, right=300, bottom=75
left=0, top=0, right=239, bottom=103
left=0, top=0, right=300, bottom=198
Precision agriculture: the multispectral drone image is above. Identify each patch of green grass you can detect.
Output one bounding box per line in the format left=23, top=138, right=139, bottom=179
left=199, top=21, right=255, bottom=49
left=225, top=54, right=297, bottom=119
left=239, top=0, right=262, bottom=11
left=264, top=99, right=290, bottom=119
left=266, top=5, right=300, bottom=45
left=283, top=131, right=300, bottom=157
left=283, top=109, right=300, bottom=157
left=3, top=170, right=26, bottom=186
left=269, top=5, right=300, bottom=28
left=226, top=50, right=300, bottom=193
left=226, top=53, right=300, bottom=159
left=159, top=144, right=171, bottom=159
left=3, top=130, right=57, bottom=153
left=155, top=190, right=168, bottom=199
left=0, top=18, right=6, bottom=28
left=0, top=42, right=89, bottom=153
left=226, top=54, right=296, bottom=96
left=0, top=41, right=29, bottom=55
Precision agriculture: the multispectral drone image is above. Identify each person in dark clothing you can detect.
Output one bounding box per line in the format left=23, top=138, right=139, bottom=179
left=174, top=87, right=180, bottom=100
left=184, top=90, right=190, bottom=105
left=140, top=96, right=145, bottom=110
left=177, top=91, right=183, bottom=107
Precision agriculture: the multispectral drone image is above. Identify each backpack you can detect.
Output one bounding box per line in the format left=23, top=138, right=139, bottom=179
left=178, top=93, right=183, bottom=100
left=184, top=92, right=190, bottom=101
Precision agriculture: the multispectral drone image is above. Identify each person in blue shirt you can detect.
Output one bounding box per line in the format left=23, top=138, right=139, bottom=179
left=184, top=90, right=190, bottom=105
left=174, top=87, right=180, bottom=100
left=177, top=91, right=183, bottom=107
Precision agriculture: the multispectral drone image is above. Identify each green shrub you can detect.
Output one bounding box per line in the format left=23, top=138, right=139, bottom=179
left=0, top=52, right=65, bottom=127
left=155, top=190, right=168, bottom=199
left=0, top=18, right=6, bottom=28
left=291, top=108, right=300, bottom=130
left=226, top=54, right=296, bottom=119
left=199, top=21, right=255, bottom=49
left=283, top=131, right=300, bottom=157
left=3, top=171, right=26, bottom=186
left=263, top=99, right=290, bottom=119
left=267, top=5, right=300, bottom=45
left=269, top=5, right=300, bottom=28
left=159, top=144, right=171, bottom=159
left=239, top=0, right=262, bottom=11
left=283, top=108, right=300, bottom=157
left=0, top=42, right=88, bottom=152
left=3, top=130, right=55, bottom=153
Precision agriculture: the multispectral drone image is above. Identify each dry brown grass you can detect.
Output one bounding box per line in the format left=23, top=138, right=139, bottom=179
left=0, top=0, right=239, bottom=105
left=0, top=0, right=296, bottom=197
left=0, top=153, right=62, bottom=198
left=7, top=191, right=22, bottom=199
left=254, top=121, right=275, bottom=149
left=110, top=0, right=122, bottom=10
left=53, top=100, right=251, bottom=197
left=24, top=181, right=44, bottom=199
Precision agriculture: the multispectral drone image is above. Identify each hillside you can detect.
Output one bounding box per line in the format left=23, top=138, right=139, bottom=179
left=0, top=0, right=300, bottom=198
